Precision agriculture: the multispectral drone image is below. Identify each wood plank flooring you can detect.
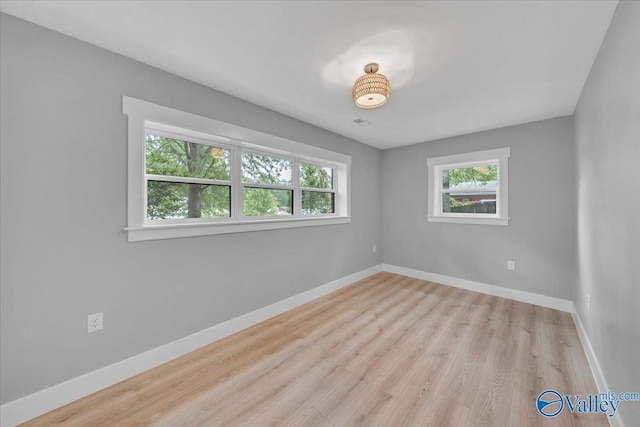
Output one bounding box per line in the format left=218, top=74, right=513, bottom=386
left=21, top=272, right=607, bottom=426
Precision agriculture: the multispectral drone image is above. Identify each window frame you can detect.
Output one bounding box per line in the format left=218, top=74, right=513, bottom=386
left=123, top=96, right=351, bottom=242
left=239, top=148, right=295, bottom=219
left=299, top=160, right=337, bottom=217
left=427, top=148, right=510, bottom=226
left=144, top=127, right=235, bottom=225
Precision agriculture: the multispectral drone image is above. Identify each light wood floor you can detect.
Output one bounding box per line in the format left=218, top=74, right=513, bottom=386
left=21, top=272, right=606, bottom=426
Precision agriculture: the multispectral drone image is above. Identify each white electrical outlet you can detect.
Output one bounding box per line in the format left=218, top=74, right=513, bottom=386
left=87, top=312, right=103, bottom=333
left=372, top=245, right=377, bottom=253
left=587, top=294, right=591, bottom=312
left=507, top=260, right=516, bottom=271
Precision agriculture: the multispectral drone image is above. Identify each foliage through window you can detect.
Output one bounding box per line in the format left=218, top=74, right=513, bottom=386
left=241, top=152, right=293, bottom=217
left=146, top=137, right=340, bottom=221
left=301, top=163, right=334, bottom=215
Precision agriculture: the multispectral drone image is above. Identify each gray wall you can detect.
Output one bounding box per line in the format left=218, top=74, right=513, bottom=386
left=573, top=1, right=640, bottom=424
left=2, top=3, right=638, bottom=421
left=0, top=13, right=382, bottom=404
left=382, top=117, right=576, bottom=299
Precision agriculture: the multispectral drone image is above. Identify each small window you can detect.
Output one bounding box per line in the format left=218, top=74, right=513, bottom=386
left=427, top=148, right=509, bottom=225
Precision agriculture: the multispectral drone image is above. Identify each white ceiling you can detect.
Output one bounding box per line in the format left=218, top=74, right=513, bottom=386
left=1, top=1, right=617, bottom=149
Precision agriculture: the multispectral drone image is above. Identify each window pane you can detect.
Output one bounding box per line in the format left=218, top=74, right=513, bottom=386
left=300, top=163, right=333, bottom=189
left=147, top=181, right=230, bottom=219
left=442, top=164, right=497, bottom=191
left=241, top=152, right=292, bottom=185
left=442, top=164, right=498, bottom=214
left=244, top=187, right=292, bottom=216
left=302, top=191, right=334, bottom=215
left=146, top=134, right=230, bottom=181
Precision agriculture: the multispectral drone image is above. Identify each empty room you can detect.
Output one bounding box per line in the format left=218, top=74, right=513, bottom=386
left=1, top=1, right=638, bottom=426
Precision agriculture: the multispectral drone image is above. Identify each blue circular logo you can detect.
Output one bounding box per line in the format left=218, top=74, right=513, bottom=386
left=537, top=389, right=564, bottom=417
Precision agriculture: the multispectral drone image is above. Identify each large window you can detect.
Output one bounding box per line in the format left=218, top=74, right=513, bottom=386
left=124, top=97, right=350, bottom=241
left=427, top=148, right=509, bottom=225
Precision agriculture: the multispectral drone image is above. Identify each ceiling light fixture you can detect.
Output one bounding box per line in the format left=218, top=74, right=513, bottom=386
left=352, top=63, right=390, bottom=109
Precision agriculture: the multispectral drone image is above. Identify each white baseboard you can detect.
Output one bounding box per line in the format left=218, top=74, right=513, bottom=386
left=0, top=264, right=383, bottom=427
left=571, top=307, right=623, bottom=427
left=382, top=264, right=574, bottom=312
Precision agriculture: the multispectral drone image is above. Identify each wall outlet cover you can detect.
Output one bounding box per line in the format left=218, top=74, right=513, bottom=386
left=87, top=312, right=103, bottom=333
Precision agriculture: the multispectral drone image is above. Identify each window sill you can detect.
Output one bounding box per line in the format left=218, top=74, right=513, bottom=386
left=427, top=216, right=509, bottom=226
left=126, top=216, right=352, bottom=242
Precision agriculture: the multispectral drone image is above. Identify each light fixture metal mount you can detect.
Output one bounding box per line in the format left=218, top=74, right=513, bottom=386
left=364, top=63, right=379, bottom=73
left=352, top=62, right=390, bottom=109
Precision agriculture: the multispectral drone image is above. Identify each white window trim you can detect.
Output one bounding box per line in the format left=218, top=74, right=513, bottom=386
left=123, top=96, right=351, bottom=241
left=427, top=147, right=510, bottom=226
